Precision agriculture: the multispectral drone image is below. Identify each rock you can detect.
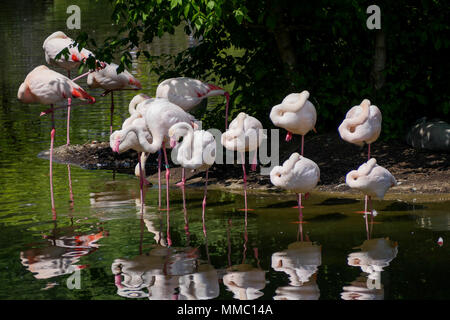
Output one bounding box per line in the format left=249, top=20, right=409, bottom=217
left=406, top=117, right=450, bottom=151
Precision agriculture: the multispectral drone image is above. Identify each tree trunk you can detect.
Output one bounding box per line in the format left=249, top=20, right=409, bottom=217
left=371, top=29, right=386, bottom=90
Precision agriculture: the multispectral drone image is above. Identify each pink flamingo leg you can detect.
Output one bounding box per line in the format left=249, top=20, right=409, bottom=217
left=176, top=168, right=186, bottom=187
left=202, top=169, right=209, bottom=236
left=250, top=150, right=257, bottom=171
left=49, top=104, right=56, bottom=219
left=158, top=150, right=162, bottom=209
left=240, top=152, right=249, bottom=211
left=67, top=164, right=74, bottom=210
left=369, top=195, right=374, bottom=236
left=138, top=152, right=145, bottom=214
left=66, top=98, right=71, bottom=145
left=224, top=92, right=230, bottom=129
left=364, top=195, right=370, bottom=240
left=110, top=91, right=114, bottom=135
left=166, top=202, right=172, bottom=247
left=297, top=193, right=304, bottom=241
left=301, top=135, right=304, bottom=156
left=162, top=144, right=170, bottom=212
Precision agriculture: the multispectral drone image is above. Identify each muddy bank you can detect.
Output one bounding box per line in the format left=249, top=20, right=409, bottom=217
left=38, top=133, right=450, bottom=199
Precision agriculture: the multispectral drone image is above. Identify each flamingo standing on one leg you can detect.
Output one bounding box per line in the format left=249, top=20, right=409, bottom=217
left=113, top=98, right=197, bottom=217
left=339, top=99, right=382, bottom=223
left=270, top=91, right=317, bottom=156
left=221, top=112, right=266, bottom=211
left=168, top=122, right=216, bottom=235
left=345, top=158, right=397, bottom=239
left=17, top=65, right=95, bottom=216
left=87, top=62, right=142, bottom=134
left=270, top=153, right=320, bottom=225
left=43, top=31, right=95, bottom=145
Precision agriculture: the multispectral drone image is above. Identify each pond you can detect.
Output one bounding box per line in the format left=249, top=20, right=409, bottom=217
left=0, top=0, right=448, bottom=300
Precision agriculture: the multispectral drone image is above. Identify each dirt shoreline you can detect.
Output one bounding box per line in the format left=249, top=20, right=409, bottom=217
left=38, top=132, right=450, bottom=201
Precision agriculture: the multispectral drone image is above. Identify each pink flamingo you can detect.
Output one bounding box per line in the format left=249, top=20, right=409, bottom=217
left=43, top=31, right=95, bottom=145
left=156, top=77, right=230, bottom=128
left=18, top=65, right=95, bottom=215
left=87, top=62, right=142, bottom=134
left=113, top=98, right=196, bottom=213
left=270, top=91, right=317, bottom=156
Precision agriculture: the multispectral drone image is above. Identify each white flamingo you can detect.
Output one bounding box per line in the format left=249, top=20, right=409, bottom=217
left=18, top=65, right=95, bottom=213
left=338, top=99, right=382, bottom=159
left=112, top=98, right=196, bottom=216
left=87, top=62, right=142, bottom=134
left=156, top=77, right=230, bottom=128
left=346, top=158, right=397, bottom=238
left=270, top=91, right=317, bottom=155
left=168, top=122, right=216, bottom=234
left=221, top=112, right=265, bottom=211
left=270, top=153, right=320, bottom=224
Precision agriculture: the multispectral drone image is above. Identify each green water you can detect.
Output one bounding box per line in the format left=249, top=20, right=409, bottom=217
left=0, top=0, right=449, bottom=300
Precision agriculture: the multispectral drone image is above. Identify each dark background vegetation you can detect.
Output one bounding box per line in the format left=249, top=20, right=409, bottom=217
left=76, top=0, right=449, bottom=139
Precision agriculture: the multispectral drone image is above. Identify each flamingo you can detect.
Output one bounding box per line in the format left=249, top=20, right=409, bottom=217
left=221, top=112, right=265, bottom=211
left=270, top=91, right=317, bottom=155
left=168, top=122, right=216, bottom=234
left=338, top=99, right=382, bottom=159
left=17, top=65, right=95, bottom=214
left=156, top=77, right=230, bottom=128
left=87, top=62, right=142, bottom=134
left=43, top=31, right=96, bottom=145
left=270, top=153, right=320, bottom=224
left=112, top=98, right=196, bottom=215
left=346, top=158, right=397, bottom=238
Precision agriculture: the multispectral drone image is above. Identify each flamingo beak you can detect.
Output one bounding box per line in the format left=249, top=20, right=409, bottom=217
left=170, top=138, right=177, bottom=148
left=113, top=139, right=121, bottom=153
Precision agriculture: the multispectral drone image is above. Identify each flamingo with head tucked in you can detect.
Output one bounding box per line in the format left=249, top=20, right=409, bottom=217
left=270, top=91, right=317, bottom=155
left=338, top=99, right=382, bottom=160
left=112, top=98, right=196, bottom=217
left=156, top=77, right=230, bottom=128
left=221, top=112, right=265, bottom=211
left=18, top=65, right=95, bottom=214
left=168, top=122, right=216, bottom=234
left=88, top=62, right=142, bottom=134
left=346, top=158, right=397, bottom=238
left=270, top=153, right=320, bottom=224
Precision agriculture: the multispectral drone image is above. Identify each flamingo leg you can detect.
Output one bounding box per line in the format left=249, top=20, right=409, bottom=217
left=138, top=152, right=145, bottom=214
left=162, top=144, right=170, bottom=211
left=364, top=195, right=370, bottom=240
left=182, top=184, right=190, bottom=245
left=66, top=98, right=71, bottom=145
left=49, top=104, right=56, bottom=219
left=202, top=169, right=209, bottom=236
left=67, top=164, right=74, bottom=210
left=158, top=150, right=162, bottom=209
left=301, top=135, right=304, bottom=156
left=110, top=91, right=114, bottom=135
left=250, top=150, right=257, bottom=171
left=224, top=92, right=230, bottom=129
left=297, top=193, right=304, bottom=242
left=241, top=152, right=248, bottom=211
left=369, top=195, right=374, bottom=236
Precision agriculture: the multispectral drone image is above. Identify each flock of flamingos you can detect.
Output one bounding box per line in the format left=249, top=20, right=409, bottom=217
left=17, top=31, right=397, bottom=239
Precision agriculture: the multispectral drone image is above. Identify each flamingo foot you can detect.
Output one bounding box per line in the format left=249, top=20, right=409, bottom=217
left=290, top=221, right=308, bottom=224
left=176, top=181, right=185, bottom=187
left=355, top=211, right=371, bottom=214
left=285, top=131, right=293, bottom=142
left=143, top=178, right=151, bottom=186
left=237, top=208, right=255, bottom=212
left=250, top=163, right=257, bottom=171
left=291, top=206, right=305, bottom=209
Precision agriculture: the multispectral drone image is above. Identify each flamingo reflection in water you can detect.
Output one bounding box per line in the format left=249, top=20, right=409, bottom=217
left=20, top=221, right=106, bottom=288
left=341, top=237, right=398, bottom=300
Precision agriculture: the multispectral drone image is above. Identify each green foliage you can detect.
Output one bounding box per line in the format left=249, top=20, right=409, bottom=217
left=74, top=0, right=449, bottom=137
